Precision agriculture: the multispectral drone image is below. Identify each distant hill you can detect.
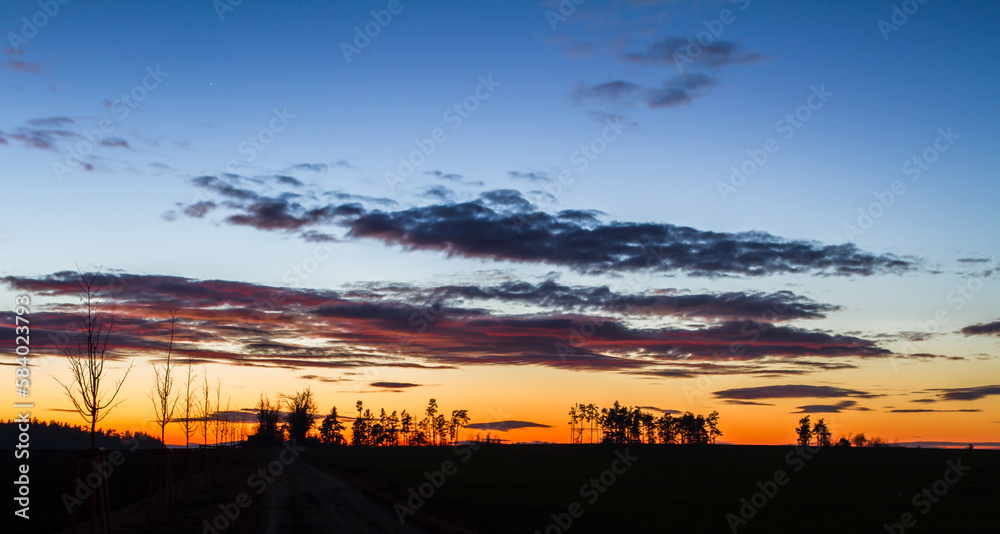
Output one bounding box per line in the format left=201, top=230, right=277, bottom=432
left=1, top=419, right=163, bottom=449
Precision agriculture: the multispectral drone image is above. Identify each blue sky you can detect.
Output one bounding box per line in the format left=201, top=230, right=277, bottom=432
left=2, top=0, right=999, bottom=444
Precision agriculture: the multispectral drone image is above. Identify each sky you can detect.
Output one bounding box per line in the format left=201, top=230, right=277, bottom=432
left=1, top=0, right=999, bottom=447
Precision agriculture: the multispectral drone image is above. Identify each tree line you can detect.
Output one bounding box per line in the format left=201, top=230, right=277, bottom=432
left=568, top=402, right=722, bottom=445
left=795, top=416, right=892, bottom=447
left=248, top=388, right=472, bottom=447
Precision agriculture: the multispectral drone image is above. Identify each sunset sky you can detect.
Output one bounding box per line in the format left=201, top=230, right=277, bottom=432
left=2, top=0, right=998, bottom=447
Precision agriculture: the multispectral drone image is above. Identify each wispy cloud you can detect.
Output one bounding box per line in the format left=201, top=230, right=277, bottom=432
left=176, top=185, right=916, bottom=277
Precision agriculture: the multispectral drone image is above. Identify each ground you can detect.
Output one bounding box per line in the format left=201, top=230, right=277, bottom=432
left=7, top=444, right=1000, bottom=533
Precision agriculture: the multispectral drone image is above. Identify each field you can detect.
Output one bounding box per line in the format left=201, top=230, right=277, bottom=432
left=305, top=444, right=1000, bottom=533
left=6, top=444, right=999, bottom=533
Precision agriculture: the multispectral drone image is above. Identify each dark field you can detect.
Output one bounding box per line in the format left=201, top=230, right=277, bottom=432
left=6, top=447, right=259, bottom=534
left=306, top=444, right=1000, bottom=534
left=6, top=444, right=999, bottom=533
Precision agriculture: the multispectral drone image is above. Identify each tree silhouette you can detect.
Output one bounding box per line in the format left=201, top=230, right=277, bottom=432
left=249, top=393, right=283, bottom=446
left=851, top=432, right=867, bottom=448
left=388, top=410, right=400, bottom=446
left=400, top=409, right=412, bottom=446
left=812, top=418, right=832, bottom=447
left=198, top=369, right=212, bottom=446
left=352, top=400, right=369, bottom=446
left=54, top=271, right=134, bottom=449
left=568, top=405, right=578, bottom=444
left=319, top=406, right=346, bottom=445
left=214, top=378, right=223, bottom=445
left=284, top=387, right=318, bottom=444
left=796, top=416, right=813, bottom=447
left=179, top=356, right=197, bottom=448
left=706, top=411, right=723, bottom=444
left=657, top=414, right=678, bottom=444
left=425, top=398, right=439, bottom=444
left=149, top=312, right=179, bottom=448
left=449, top=409, right=470, bottom=443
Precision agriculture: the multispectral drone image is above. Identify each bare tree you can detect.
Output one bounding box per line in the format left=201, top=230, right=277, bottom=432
left=214, top=378, right=223, bottom=445
left=54, top=271, right=134, bottom=449
left=199, top=369, right=212, bottom=446
left=179, top=356, right=197, bottom=448
left=149, top=312, right=179, bottom=448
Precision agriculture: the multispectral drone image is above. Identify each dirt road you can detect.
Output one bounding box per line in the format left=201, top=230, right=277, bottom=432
left=255, top=455, right=429, bottom=534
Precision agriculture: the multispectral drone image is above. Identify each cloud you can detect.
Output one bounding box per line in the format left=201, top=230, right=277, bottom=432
left=299, top=374, right=347, bottom=383
left=508, top=170, right=554, bottom=183
left=0, top=118, right=82, bottom=151
left=793, top=400, right=869, bottom=413
left=402, top=279, right=838, bottom=321
left=714, top=384, right=879, bottom=400
left=572, top=74, right=714, bottom=109
left=178, top=182, right=915, bottom=278
left=420, top=185, right=455, bottom=202
left=3, top=60, right=41, bottom=73
left=570, top=35, right=761, bottom=112
left=722, top=400, right=774, bottom=406
left=929, top=385, right=1000, bottom=401
left=425, top=170, right=465, bottom=182
left=340, top=191, right=914, bottom=277
left=370, top=382, right=423, bottom=389
left=465, top=420, right=552, bottom=432
left=272, top=174, right=304, bottom=187
left=27, top=117, right=74, bottom=127
left=646, top=73, right=714, bottom=108
left=183, top=201, right=217, bottom=218
left=100, top=137, right=130, bottom=149
left=1, top=271, right=921, bottom=377
left=572, top=80, right=642, bottom=102
left=637, top=406, right=681, bottom=414
left=625, top=38, right=762, bottom=68
left=960, top=320, right=1000, bottom=337
left=889, top=409, right=981, bottom=413
left=290, top=163, right=328, bottom=172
